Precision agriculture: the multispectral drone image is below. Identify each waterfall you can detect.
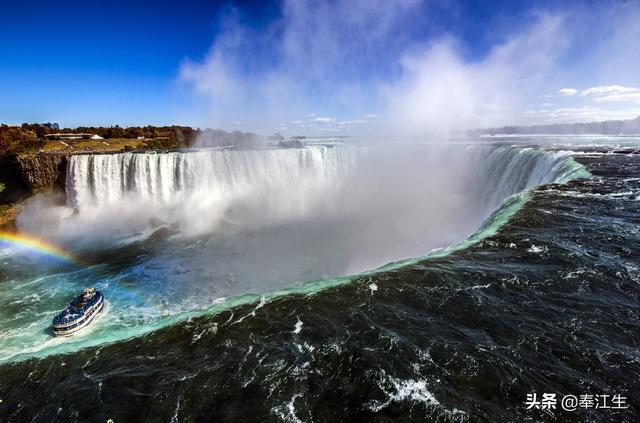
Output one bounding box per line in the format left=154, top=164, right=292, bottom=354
left=462, top=145, right=588, bottom=214
left=66, top=145, right=582, bottom=211
left=56, top=144, right=588, bottom=244
left=66, top=146, right=353, bottom=210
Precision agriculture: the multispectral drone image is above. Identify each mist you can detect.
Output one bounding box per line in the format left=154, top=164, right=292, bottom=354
left=14, top=1, right=635, bottom=271
left=11, top=1, right=638, bottom=294
left=15, top=142, right=576, bottom=286
left=18, top=146, right=474, bottom=253
left=180, top=0, right=640, bottom=138
left=179, top=1, right=573, bottom=138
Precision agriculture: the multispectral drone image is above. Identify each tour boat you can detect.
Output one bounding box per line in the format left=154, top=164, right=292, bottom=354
left=52, top=288, right=104, bottom=337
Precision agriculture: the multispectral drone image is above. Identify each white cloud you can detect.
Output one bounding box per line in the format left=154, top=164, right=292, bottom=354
left=569, top=85, right=640, bottom=104
left=581, top=85, right=638, bottom=97
left=312, top=117, right=336, bottom=123
left=338, top=119, right=368, bottom=125
left=592, top=92, right=640, bottom=103
left=558, top=88, right=578, bottom=96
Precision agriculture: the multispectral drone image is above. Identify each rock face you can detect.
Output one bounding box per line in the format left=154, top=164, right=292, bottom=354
left=15, top=154, right=68, bottom=193
left=0, top=156, right=29, bottom=203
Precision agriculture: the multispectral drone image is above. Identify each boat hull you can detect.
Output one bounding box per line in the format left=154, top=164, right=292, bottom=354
left=52, top=294, right=104, bottom=337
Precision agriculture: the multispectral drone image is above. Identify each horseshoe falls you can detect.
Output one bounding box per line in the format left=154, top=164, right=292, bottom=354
left=0, top=143, right=588, bottom=365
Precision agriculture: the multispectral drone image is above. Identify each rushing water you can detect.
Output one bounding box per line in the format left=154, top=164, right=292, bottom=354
left=1, top=138, right=638, bottom=422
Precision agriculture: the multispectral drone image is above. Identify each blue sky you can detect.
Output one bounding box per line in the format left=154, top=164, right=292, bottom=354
left=1, top=0, right=639, bottom=134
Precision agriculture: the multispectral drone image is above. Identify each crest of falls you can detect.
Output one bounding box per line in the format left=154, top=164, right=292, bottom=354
left=65, top=145, right=584, bottom=226
left=66, top=147, right=355, bottom=225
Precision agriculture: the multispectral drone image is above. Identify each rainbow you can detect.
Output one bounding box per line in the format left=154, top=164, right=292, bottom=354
left=0, top=231, right=79, bottom=264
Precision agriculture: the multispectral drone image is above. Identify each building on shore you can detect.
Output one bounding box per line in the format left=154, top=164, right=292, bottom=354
left=44, top=133, right=104, bottom=141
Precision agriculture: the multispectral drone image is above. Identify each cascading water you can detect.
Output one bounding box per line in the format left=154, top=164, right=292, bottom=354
left=62, top=145, right=586, bottom=239
left=61, top=147, right=356, bottom=240
left=2, top=143, right=589, bottom=363
left=66, top=147, right=352, bottom=211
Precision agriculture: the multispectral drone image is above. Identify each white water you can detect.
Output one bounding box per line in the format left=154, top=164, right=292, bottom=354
left=51, top=144, right=585, bottom=246
left=66, top=145, right=583, bottom=213
left=66, top=147, right=353, bottom=230
left=2, top=143, right=588, bottom=363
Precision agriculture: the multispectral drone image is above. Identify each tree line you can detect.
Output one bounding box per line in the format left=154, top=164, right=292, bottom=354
left=0, top=124, right=201, bottom=156
left=0, top=123, right=268, bottom=157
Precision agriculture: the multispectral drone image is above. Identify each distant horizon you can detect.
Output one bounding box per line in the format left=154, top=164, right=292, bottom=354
left=4, top=113, right=640, bottom=137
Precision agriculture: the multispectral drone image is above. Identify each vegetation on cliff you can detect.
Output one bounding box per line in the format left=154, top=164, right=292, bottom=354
left=0, top=176, right=19, bottom=229
left=0, top=123, right=202, bottom=157
left=0, top=125, right=45, bottom=156
left=0, top=204, right=19, bottom=229
left=0, top=123, right=262, bottom=157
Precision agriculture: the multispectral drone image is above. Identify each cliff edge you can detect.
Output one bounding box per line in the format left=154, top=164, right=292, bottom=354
left=16, top=154, right=68, bottom=192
